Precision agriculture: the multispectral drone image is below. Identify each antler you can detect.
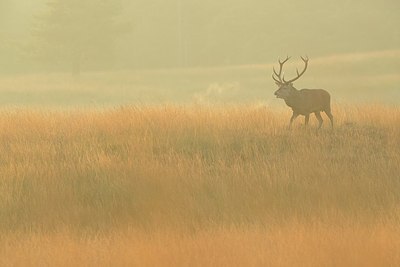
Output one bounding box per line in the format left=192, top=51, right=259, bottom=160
left=283, top=56, right=309, bottom=84
left=272, top=56, right=290, bottom=84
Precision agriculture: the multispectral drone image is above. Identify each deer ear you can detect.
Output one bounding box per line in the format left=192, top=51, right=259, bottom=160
left=275, top=81, right=281, bottom=86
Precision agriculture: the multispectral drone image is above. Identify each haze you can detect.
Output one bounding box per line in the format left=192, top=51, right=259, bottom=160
left=1, top=1, right=400, bottom=265
left=0, top=0, right=399, bottom=105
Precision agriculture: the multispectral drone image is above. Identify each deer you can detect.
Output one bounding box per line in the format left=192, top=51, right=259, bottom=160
left=272, top=56, right=333, bottom=130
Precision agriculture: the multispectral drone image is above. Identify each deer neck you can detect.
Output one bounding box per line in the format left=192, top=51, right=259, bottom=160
left=284, top=87, right=300, bottom=107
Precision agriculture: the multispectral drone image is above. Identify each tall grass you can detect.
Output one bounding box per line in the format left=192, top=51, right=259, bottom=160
left=0, top=104, right=399, bottom=266
left=1, top=224, right=399, bottom=267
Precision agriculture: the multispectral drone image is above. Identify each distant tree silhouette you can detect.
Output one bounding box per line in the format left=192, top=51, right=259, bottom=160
left=31, top=0, right=128, bottom=74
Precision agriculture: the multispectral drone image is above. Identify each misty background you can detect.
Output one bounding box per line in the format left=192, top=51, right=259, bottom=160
left=0, top=0, right=399, bottom=106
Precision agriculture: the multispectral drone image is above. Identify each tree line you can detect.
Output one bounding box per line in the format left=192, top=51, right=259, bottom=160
left=0, top=0, right=398, bottom=73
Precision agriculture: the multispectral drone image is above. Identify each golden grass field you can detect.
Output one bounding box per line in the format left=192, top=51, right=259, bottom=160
left=0, top=104, right=399, bottom=266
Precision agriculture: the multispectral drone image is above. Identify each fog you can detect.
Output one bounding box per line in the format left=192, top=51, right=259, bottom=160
left=0, top=0, right=399, bottom=105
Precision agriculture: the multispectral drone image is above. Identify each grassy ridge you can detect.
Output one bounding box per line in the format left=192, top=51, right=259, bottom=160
left=0, top=105, right=399, bottom=265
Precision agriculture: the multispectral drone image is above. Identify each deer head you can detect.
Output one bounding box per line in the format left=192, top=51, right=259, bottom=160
left=272, top=56, right=308, bottom=99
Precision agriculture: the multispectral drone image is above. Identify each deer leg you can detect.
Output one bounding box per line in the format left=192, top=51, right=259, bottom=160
left=325, top=110, right=334, bottom=129
left=305, top=114, right=310, bottom=128
left=289, top=112, right=299, bottom=129
left=315, top=112, right=323, bottom=129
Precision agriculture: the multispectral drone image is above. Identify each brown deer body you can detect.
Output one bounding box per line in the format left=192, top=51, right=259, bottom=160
left=272, top=56, right=333, bottom=129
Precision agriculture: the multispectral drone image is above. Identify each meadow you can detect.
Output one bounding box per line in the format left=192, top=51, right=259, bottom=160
left=1, top=49, right=400, bottom=106
left=0, top=49, right=398, bottom=266
left=0, top=104, right=399, bottom=266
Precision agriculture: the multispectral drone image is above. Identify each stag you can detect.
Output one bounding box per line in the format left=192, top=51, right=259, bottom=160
left=272, top=56, right=333, bottom=129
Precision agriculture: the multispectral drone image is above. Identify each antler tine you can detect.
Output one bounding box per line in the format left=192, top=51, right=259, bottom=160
left=272, top=74, right=281, bottom=84
left=272, top=56, right=291, bottom=83
left=279, top=56, right=291, bottom=65
left=272, top=67, right=282, bottom=83
left=273, top=67, right=279, bottom=77
left=301, top=56, right=309, bottom=62
left=283, top=56, right=309, bottom=84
